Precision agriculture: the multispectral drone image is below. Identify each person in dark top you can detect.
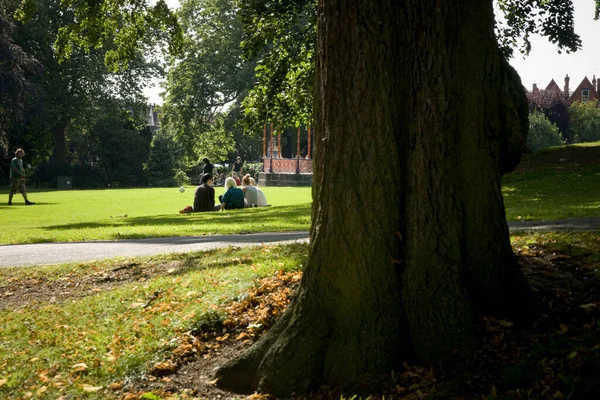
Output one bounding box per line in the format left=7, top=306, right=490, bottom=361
left=193, top=173, right=221, bottom=212
left=232, top=156, right=243, bottom=177
left=202, top=158, right=215, bottom=175
left=201, top=158, right=215, bottom=183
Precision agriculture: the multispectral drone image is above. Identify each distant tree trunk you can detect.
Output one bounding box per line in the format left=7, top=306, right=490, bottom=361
left=215, top=0, right=531, bottom=396
left=52, top=117, right=68, bottom=167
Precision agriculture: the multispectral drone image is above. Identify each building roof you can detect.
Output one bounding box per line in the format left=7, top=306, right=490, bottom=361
left=544, top=79, right=562, bottom=92
left=568, top=76, right=598, bottom=103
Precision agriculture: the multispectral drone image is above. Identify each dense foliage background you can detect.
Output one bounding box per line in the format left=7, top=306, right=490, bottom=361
left=4, top=0, right=600, bottom=187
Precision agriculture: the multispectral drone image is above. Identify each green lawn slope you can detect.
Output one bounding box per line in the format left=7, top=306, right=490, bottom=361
left=503, top=141, right=600, bottom=221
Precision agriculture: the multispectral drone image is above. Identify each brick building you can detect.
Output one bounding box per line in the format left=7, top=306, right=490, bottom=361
left=532, top=74, right=600, bottom=103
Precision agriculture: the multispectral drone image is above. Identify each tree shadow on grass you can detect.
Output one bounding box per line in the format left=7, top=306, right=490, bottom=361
left=170, top=242, right=309, bottom=278
left=0, top=202, right=58, bottom=209
left=41, top=204, right=311, bottom=233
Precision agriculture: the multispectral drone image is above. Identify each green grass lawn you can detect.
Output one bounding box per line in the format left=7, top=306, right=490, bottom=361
left=502, top=142, right=600, bottom=221
left=1, top=142, right=599, bottom=245
left=0, top=186, right=311, bottom=244
left=0, top=244, right=307, bottom=400
left=1, top=233, right=599, bottom=399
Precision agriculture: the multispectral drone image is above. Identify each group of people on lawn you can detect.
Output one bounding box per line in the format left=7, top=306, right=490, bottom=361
left=7, top=149, right=268, bottom=212
left=182, top=157, right=269, bottom=213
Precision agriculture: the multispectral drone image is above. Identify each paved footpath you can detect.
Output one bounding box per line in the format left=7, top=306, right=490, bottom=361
left=1, top=218, right=600, bottom=268
left=508, top=217, right=600, bottom=232
left=0, top=232, right=310, bottom=268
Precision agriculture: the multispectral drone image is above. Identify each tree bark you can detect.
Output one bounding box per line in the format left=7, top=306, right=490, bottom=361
left=52, top=117, right=68, bottom=167
left=215, top=0, right=531, bottom=396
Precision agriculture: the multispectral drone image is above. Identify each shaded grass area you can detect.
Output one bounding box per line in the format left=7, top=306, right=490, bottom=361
left=503, top=142, right=600, bottom=221
left=0, top=187, right=311, bottom=244
left=0, top=243, right=307, bottom=400
left=1, top=233, right=600, bottom=399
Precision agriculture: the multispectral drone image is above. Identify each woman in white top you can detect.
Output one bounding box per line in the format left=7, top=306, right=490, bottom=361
left=241, top=174, right=258, bottom=206
left=249, top=177, right=270, bottom=206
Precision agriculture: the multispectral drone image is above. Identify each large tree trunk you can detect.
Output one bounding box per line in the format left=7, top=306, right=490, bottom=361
left=215, top=0, right=531, bottom=396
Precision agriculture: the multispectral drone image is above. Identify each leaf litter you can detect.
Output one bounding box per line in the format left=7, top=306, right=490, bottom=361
left=122, top=244, right=600, bottom=399
left=1, top=240, right=599, bottom=399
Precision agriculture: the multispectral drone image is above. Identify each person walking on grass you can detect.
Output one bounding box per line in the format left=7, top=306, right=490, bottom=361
left=201, top=158, right=216, bottom=183
left=232, top=156, right=243, bottom=177
left=8, top=148, right=34, bottom=206
left=218, top=177, right=245, bottom=210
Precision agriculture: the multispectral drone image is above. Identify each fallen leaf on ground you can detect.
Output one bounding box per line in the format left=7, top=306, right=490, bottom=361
left=71, top=363, right=88, bottom=372
left=36, top=386, right=48, bottom=395
left=557, top=324, right=569, bottom=334
left=580, top=303, right=598, bottom=312
left=81, top=384, right=102, bottom=392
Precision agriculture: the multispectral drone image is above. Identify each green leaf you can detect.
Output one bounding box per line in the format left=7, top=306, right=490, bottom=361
left=141, top=392, right=162, bottom=400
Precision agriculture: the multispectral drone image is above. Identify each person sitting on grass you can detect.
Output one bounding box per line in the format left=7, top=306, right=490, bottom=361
left=193, top=173, right=221, bottom=212
left=232, top=172, right=241, bottom=186
left=241, top=174, right=258, bottom=207
left=218, top=177, right=245, bottom=210
left=249, top=177, right=270, bottom=207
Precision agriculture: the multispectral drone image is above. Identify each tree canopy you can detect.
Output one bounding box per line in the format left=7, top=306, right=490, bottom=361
left=17, top=0, right=600, bottom=137
left=0, top=10, right=39, bottom=155
left=2, top=0, right=163, bottom=186
left=16, top=0, right=182, bottom=71
left=238, top=0, right=315, bottom=131
left=160, top=0, right=257, bottom=164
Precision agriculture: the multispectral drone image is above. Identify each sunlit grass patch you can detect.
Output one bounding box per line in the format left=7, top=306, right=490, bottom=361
left=511, top=231, right=600, bottom=265
left=0, top=186, right=311, bottom=244
left=503, top=143, right=600, bottom=221
left=0, top=243, right=308, bottom=399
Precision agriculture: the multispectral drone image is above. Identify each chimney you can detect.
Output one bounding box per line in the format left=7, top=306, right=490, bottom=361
left=564, top=74, right=570, bottom=98
left=593, top=75, right=597, bottom=89
left=532, top=83, right=538, bottom=92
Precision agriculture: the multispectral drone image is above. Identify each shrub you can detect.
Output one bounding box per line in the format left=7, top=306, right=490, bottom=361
left=174, top=169, right=190, bottom=186
left=244, top=161, right=263, bottom=179
left=527, top=88, right=570, bottom=142
left=568, top=100, right=600, bottom=143
left=527, top=111, right=563, bottom=152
